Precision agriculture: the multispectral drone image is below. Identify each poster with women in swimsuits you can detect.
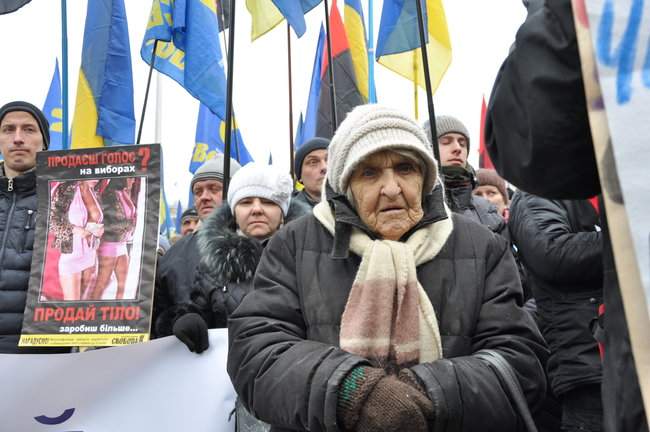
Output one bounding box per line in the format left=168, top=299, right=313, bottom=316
left=19, top=144, right=161, bottom=347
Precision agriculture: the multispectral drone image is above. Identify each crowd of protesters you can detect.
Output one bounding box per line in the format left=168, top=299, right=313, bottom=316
left=1, top=1, right=648, bottom=431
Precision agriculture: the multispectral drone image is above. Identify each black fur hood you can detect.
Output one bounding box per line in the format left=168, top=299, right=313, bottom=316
left=196, top=199, right=311, bottom=285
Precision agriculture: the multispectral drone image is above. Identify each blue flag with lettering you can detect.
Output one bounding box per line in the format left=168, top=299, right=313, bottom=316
left=189, top=103, right=253, bottom=174
left=42, top=59, right=64, bottom=150
left=141, top=0, right=227, bottom=117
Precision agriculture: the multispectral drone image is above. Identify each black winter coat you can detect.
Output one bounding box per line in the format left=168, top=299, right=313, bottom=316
left=227, top=189, right=547, bottom=432
left=508, top=192, right=602, bottom=396
left=0, top=166, right=66, bottom=354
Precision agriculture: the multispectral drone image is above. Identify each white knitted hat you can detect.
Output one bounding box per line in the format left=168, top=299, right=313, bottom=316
left=327, top=104, right=438, bottom=195
left=227, top=163, right=293, bottom=216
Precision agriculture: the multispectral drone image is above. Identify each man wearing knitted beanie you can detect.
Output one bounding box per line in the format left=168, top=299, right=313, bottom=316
left=152, top=155, right=240, bottom=338
left=293, top=137, right=329, bottom=208
left=424, top=115, right=506, bottom=236
left=0, top=101, right=64, bottom=354
left=474, top=168, right=510, bottom=221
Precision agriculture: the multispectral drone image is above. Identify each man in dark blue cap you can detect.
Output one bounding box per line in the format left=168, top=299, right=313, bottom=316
left=0, top=100, right=58, bottom=353
left=293, top=137, right=329, bottom=208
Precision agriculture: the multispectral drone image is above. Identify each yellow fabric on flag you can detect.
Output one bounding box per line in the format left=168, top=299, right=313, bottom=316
left=70, top=71, right=104, bottom=149
left=344, top=2, right=369, bottom=102
left=246, top=0, right=284, bottom=41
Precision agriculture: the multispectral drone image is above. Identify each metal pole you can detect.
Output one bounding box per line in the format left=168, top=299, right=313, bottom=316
left=323, top=0, right=337, bottom=135
left=223, top=0, right=237, bottom=196
left=287, top=23, right=295, bottom=178
left=61, top=0, right=69, bottom=149
left=137, top=40, right=159, bottom=144
left=415, top=0, right=440, bottom=164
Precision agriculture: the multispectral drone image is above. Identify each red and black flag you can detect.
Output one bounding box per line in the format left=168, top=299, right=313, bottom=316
left=316, top=0, right=364, bottom=139
left=0, top=0, right=31, bottom=14
left=479, top=95, right=495, bottom=169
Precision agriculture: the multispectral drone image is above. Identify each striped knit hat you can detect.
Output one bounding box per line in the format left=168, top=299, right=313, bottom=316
left=326, top=104, right=438, bottom=195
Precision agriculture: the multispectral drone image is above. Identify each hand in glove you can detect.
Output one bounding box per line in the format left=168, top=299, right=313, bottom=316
left=172, top=313, right=209, bottom=353
left=337, top=366, right=434, bottom=432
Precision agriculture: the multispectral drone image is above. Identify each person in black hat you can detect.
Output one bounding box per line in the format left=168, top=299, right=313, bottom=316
left=0, top=101, right=62, bottom=353
left=179, top=208, right=199, bottom=236
left=293, top=137, right=329, bottom=208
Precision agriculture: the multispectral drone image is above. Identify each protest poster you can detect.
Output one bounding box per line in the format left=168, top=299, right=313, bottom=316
left=573, top=0, right=650, bottom=411
left=0, top=330, right=236, bottom=431
left=19, top=144, right=161, bottom=347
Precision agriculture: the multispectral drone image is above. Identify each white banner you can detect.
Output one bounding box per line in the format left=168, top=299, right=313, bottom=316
left=0, top=329, right=236, bottom=431
left=585, top=0, right=650, bottom=312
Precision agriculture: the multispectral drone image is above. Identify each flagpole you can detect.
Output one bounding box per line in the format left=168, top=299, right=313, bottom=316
left=223, top=0, right=237, bottom=196
left=415, top=0, right=440, bottom=164
left=218, top=5, right=240, bottom=162
left=287, top=23, right=295, bottom=178
left=413, top=58, right=419, bottom=119
left=323, top=0, right=337, bottom=135
left=137, top=40, right=159, bottom=144
left=61, top=0, right=69, bottom=149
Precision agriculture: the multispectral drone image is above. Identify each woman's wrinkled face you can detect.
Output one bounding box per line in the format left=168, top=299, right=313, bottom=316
left=349, top=150, right=425, bottom=241
left=234, top=197, right=283, bottom=240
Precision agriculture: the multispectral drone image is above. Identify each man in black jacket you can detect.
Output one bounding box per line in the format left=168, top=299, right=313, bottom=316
left=509, top=192, right=603, bottom=431
left=0, top=101, right=53, bottom=353
left=292, top=137, right=329, bottom=209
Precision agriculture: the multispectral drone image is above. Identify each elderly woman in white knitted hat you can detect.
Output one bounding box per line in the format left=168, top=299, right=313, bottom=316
left=226, top=105, right=547, bottom=432
left=160, top=163, right=310, bottom=351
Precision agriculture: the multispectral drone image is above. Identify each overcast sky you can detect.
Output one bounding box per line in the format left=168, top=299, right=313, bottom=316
left=0, top=0, right=526, bottom=205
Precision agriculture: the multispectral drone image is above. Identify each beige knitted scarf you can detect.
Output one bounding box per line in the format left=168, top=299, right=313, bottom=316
left=313, top=201, right=453, bottom=368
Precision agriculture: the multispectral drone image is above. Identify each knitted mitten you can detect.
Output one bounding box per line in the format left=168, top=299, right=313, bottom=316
left=337, top=366, right=434, bottom=432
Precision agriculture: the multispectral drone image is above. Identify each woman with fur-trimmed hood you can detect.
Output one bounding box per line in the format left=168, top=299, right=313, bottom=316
left=155, top=163, right=310, bottom=351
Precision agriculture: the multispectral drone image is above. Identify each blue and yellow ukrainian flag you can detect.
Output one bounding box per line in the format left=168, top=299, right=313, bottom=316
left=42, top=59, right=64, bottom=151
left=141, top=0, right=227, bottom=118
left=174, top=201, right=183, bottom=235
left=71, top=0, right=135, bottom=149
left=344, top=0, right=375, bottom=102
left=376, top=0, right=451, bottom=93
left=189, top=103, right=253, bottom=174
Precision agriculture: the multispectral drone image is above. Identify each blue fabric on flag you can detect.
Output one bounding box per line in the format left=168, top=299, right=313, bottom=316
left=175, top=201, right=183, bottom=235
left=294, top=112, right=305, bottom=148
left=141, top=0, right=227, bottom=118
left=270, top=0, right=321, bottom=37
left=299, top=24, right=325, bottom=147
left=189, top=103, right=253, bottom=174
left=42, top=59, right=64, bottom=151
left=376, top=0, right=426, bottom=58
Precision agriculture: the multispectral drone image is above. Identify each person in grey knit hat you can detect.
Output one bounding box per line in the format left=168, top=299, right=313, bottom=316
left=423, top=115, right=507, bottom=236
left=191, top=154, right=241, bottom=220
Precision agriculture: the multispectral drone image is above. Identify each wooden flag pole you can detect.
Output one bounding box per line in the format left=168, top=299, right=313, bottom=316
left=287, top=23, right=295, bottom=177
left=223, top=0, right=237, bottom=196
left=323, top=0, right=338, bottom=135
left=415, top=0, right=440, bottom=164
left=137, top=40, right=159, bottom=145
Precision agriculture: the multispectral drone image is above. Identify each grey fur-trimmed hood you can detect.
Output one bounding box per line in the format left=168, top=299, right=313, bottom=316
left=196, top=199, right=312, bottom=285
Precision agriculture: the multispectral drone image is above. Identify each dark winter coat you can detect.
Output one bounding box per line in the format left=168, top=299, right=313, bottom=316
left=508, top=192, right=602, bottom=397
left=227, top=186, right=548, bottom=432
left=485, top=1, right=647, bottom=429
left=152, top=230, right=202, bottom=337
left=442, top=166, right=507, bottom=237
left=154, top=200, right=311, bottom=336
left=0, top=165, right=66, bottom=354
left=485, top=0, right=599, bottom=200
left=292, top=189, right=318, bottom=209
